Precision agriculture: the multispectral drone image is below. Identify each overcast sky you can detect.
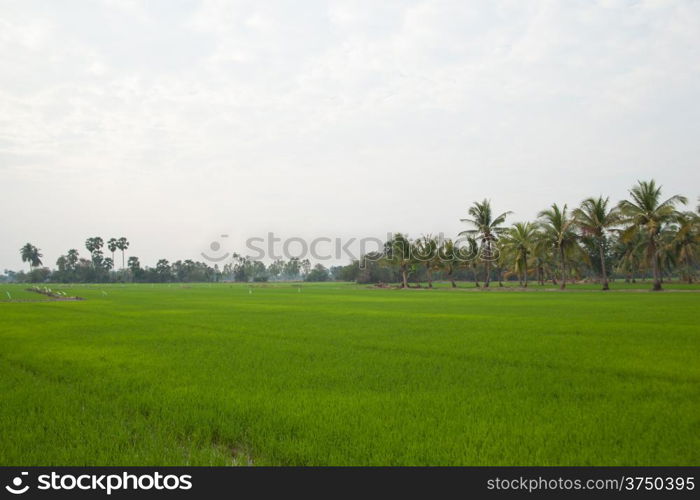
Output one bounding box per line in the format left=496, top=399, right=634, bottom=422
left=1, top=0, right=699, bottom=269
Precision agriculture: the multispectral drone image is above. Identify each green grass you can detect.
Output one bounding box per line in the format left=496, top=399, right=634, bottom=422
left=0, top=282, right=698, bottom=465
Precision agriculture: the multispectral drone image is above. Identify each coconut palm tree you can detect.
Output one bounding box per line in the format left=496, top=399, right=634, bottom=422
left=384, top=233, right=413, bottom=288
left=538, top=204, right=578, bottom=290
left=19, top=243, right=43, bottom=271
left=116, top=237, right=129, bottom=270
left=500, top=222, right=538, bottom=287
left=572, top=196, right=620, bottom=290
left=414, top=235, right=439, bottom=288
left=669, top=211, right=699, bottom=283
left=614, top=231, right=645, bottom=283
left=459, top=199, right=511, bottom=288
left=437, top=239, right=459, bottom=288
left=618, top=180, right=687, bottom=291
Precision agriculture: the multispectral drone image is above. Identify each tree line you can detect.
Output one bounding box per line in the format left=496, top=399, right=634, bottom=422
left=5, top=180, right=698, bottom=290
left=9, top=238, right=334, bottom=284
left=334, top=180, right=698, bottom=291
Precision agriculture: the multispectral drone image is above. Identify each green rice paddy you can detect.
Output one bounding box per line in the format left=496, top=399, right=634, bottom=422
left=0, top=282, right=698, bottom=465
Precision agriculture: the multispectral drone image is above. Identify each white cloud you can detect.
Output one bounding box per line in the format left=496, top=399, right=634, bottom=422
left=0, top=0, right=698, bottom=268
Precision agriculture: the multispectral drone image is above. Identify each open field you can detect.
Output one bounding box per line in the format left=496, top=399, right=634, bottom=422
left=1, top=282, right=698, bottom=465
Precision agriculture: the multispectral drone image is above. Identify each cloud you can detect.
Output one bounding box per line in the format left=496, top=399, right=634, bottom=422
left=0, top=0, right=698, bottom=268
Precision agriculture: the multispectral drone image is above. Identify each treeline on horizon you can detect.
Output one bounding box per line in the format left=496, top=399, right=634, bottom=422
left=5, top=180, right=698, bottom=291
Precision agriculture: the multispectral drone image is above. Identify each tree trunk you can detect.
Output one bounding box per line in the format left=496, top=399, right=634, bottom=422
left=401, top=267, right=408, bottom=289
left=599, top=243, right=609, bottom=291
left=559, top=246, right=566, bottom=290
left=448, top=268, right=456, bottom=288
left=650, top=241, right=662, bottom=291
left=524, top=260, right=528, bottom=288
left=426, top=265, right=432, bottom=288
left=484, top=260, right=490, bottom=288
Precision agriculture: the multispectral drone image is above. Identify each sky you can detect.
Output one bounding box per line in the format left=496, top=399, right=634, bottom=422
left=1, top=0, right=699, bottom=270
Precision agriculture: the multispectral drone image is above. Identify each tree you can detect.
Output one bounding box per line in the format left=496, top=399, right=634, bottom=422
left=56, top=255, right=68, bottom=274
left=156, top=259, right=171, bottom=282
left=459, top=200, right=511, bottom=288
left=500, top=222, right=537, bottom=287
left=572, top=196, right=620, bottom=290
left=66, top=249, right=79, bottom=271
left=127, top=256, right=141, bottom=280
left=670, top=211, right=699, bottom=283
left=107, top=238, right=118, bottom=264
left=85, top=237, right=104, bottom=269
left=268, top=259, right=284, bottom=280
left=283, top=258, right=301, bottom=280
left=85, top=237, right=104, bottom=255
left=19, top=243, right=43, bottom=271
left=305, top=264, right=330, bottom=282
left=538, top=204, right=578, bottom=289
left=618, top=180, right=687, bottom=291
left=116, top=237, right=130, bottom=270
left=615, top=231, right=645, bottom=283
left=414, top=235, right=439, bottom=288
left=437, top=239, right=460, bottom=288
left=301, top=259, right=312, bottom=279
left=385, top=233, right=413, bottom=288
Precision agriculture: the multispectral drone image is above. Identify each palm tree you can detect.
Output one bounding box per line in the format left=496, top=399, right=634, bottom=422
left=385, top=233, right=413, bottom=288
left=85, top=237, right=104, bottom=270
left=107, top=238, right=118, bottom=264
left=116, top=237, right=129, bottom=270
left=538, top=204, right=578, bottom=290
left=670, top=211, right=699, bottom=283
left=459, top=199, right=511, bottom=288
left=463, top=236, right=481, bottom=287
left=414, top=235, right=438, bottom=288
left=618, top=180, right=687, bottom=291
left=438, top=239, right=462, bottom=288
left=19, top=243, right=43, bottom=271
left=572, top=196, right=620, bottom=290
left=500, top=222, right=537, bottom=287
left=614, top=231, right=645, bottom=283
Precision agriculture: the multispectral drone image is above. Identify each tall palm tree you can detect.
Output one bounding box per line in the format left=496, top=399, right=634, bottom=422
left=459, top=199, right=511, bottom=288
left=500, top=222, right=537, bottom=287
left=19, top=243, right=43, bottom=271
left=572, top=196, right=620, bottom=290
left=116, top=237, right=129, bottom=270
left=538, top=204, right=578, bottom=290
left=618, top=180, right=687, bottom=291
left=107, top=238, right=118, bottom=265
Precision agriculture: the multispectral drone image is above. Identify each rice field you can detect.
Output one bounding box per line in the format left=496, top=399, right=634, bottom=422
left=0, top=282, right=698, bottom=465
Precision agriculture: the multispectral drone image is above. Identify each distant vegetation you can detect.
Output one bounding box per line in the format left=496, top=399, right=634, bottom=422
left=4, top=179, right=698, bottom=290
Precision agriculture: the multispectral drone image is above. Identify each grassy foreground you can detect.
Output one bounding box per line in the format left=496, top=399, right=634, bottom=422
left=0, top=282, right=698, bottom=465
